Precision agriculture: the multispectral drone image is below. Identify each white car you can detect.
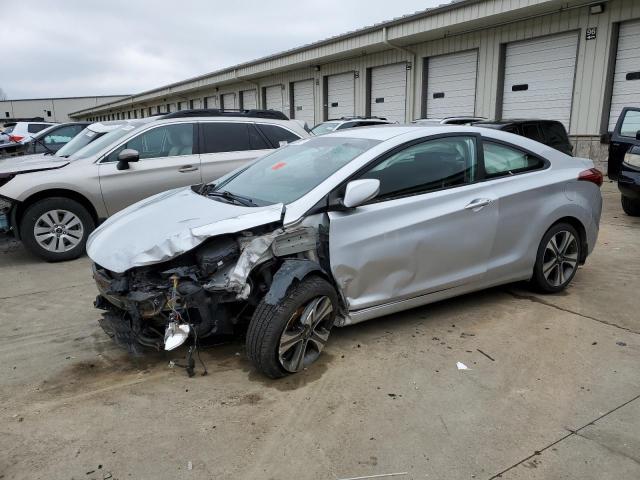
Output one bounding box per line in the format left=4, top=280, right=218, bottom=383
left=0, top=121, right=56, bottom=144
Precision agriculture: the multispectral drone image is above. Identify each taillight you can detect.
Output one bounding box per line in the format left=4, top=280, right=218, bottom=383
left=8, top=135, right=24, bottom=143
left=578, top=168, right=603, bottom=187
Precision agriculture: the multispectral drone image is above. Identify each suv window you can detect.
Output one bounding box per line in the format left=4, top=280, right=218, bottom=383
left=201, top=122, right=269, bottom=153
left=359, top=136, right=477, bottom=200
left=483, top=141, right=544, bottom=178
left=43, top=125, right=83, bottom=144
left=543, top=122, right=569, bottom=146
left=256, top=124, right=300, bottom=147
left=619, top=110, right=640, bottom=138
left=106, top=123, right=194, bottom=162
left=28, top=123, right=50, bottom=134
left=521, top=123, right=544, bottom=143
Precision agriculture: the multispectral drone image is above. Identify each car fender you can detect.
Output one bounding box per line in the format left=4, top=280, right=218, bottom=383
left=263, top=259, right=327, bottom=305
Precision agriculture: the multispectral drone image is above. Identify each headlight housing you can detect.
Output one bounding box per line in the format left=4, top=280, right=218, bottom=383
left=623, top=151, right=640, bottom=169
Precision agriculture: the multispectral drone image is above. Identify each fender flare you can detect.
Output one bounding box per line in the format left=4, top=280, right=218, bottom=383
left=263, top=258, right=326, bottom=305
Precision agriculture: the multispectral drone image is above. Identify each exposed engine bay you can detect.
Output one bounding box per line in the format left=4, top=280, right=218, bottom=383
left=92, top=223, right=336, bottom=375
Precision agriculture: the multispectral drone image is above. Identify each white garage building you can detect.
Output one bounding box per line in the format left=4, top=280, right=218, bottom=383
left=71, top=0, right=640, bottom=170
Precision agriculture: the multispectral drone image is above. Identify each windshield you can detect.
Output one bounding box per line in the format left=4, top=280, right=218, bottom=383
left=65, top=124, right=137, bottom=160
left=214, top=136, right=380, bottom=205
left=311, top=122, right=340, bottom=136
left=56, top=127, right=104, bottom=157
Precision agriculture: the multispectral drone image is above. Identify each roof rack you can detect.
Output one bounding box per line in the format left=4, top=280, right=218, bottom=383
left=334, top=116, right=388, bottom=121
left=161, top=108, right=289, bottom=121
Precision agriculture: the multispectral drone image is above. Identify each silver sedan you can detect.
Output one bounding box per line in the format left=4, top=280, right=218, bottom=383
left=88, top=126, right=603, bottom=378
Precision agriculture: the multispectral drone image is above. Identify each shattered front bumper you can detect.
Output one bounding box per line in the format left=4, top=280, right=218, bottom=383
left=0, top=196, right=14, bottom=233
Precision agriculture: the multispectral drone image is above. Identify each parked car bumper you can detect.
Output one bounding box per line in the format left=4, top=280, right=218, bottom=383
left=618, top=167, right=640, bottom=200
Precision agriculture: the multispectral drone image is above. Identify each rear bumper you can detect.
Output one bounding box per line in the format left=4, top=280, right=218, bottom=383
left=618, top=167, right=640, bottom=200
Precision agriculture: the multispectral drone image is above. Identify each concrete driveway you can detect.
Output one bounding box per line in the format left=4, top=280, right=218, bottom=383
left=0, top=182, right=638, bottom=480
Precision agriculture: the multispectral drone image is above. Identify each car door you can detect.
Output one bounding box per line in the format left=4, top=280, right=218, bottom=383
left=98, top=122, right=201, bottom=214
left=609, top=107, right=640, bottom=179
left=328, top=134, right=499, bottom=311
left=479, top=139, right=549, bottom=282
left=198, top=121, right=273, bottom=184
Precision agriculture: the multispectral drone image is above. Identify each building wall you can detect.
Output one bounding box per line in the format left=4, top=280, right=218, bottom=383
left=1, top=96, right=127, bottom=123
left=72, top=0, right=640, bottom=171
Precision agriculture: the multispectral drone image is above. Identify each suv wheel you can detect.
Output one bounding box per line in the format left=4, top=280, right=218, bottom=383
left=531, top=223, right=582, bottom=293
left=20, top=197, right=95, bottom=262
left=246, top=275, right=338, bottom=378
left=621, top=195, right=640, bottom=216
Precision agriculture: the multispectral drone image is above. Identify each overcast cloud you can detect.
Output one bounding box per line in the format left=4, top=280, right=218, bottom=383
left=2, top=0, right=443, bottom=99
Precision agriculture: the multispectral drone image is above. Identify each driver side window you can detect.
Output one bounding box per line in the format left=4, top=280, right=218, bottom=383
left=358, top=136, right=478, bottom=200
left=105, top=123, right=194, bottom=162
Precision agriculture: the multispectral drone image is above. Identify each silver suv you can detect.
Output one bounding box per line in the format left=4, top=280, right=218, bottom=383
left=0, top=110, right=308, bottom=261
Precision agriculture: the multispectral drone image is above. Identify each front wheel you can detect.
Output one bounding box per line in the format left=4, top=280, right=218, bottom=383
left=531, top=223, right=582, bottom=293
left=246, top=275, right=339, bottom=378
left=621, top=195, right=640, bottom=216
left=20, top=197, right=95, bottom=262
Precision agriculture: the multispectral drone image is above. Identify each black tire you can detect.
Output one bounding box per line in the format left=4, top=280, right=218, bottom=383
left=20, top=197, right=95, bottom=262
left=621, top=195, right=640, bottom=217
left=531, top=222, right=582, bottom=293
left=246, top=275, right=339, bottom=379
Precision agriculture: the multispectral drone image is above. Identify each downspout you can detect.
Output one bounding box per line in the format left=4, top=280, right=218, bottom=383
left=382, top=26, right=416, bottom=121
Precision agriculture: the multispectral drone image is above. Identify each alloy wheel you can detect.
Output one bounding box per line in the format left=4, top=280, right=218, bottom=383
left=542, top=230, right=578, bottom=287
left=278, top=296, right=334, bottom=373
left=33, top=209, right=84, bottom=253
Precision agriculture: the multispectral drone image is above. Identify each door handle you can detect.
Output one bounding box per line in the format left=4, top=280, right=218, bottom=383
left=464, top=198, right=492, bottom=210
left=178, top=165, right=198, bottom=173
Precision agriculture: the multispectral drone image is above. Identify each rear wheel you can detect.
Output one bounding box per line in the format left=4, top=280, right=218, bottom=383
left=531, top=223, right=582, bottom=293
left=20, top=197, right=95, bottom=262
left=246, top=275, right=338, bottom=378
left=621, top=195, right=640, bottom=216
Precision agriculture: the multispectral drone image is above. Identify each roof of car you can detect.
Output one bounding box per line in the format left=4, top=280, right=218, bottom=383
left=325, top=125, right=434, bottom=140
left=473, top=119, right=561, bottom=126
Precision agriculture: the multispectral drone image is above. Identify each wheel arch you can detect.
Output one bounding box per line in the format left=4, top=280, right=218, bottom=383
left=260, top=258, right=344, bottom=310
left=13, top=189, right=99, bottom=239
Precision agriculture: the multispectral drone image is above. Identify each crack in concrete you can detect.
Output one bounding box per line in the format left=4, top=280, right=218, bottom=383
left=487, top=393, right=640, bottom=479
left=573, top=430, right=640, bottom=467
left=506, top=291, right=640, bottom=335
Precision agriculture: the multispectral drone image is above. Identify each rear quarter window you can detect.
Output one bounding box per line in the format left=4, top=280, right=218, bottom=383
left=256, top=124, right=300, bottom=147
left=543, top=122, right=569, bottom=145
left=27, top=123, right=51, bottom=134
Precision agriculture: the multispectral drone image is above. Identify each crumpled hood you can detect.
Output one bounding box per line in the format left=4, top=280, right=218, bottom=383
left=87, top=187, right=284, bottom=273
left=0, top=153, right=69, bottom=175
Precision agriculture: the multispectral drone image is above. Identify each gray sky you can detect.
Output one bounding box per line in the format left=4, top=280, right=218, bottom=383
left=2, top=0, right=443, bottom=100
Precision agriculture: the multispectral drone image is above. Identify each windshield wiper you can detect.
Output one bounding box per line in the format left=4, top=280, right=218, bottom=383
left=33, top=136, right=55, bottom=155
left=207, top=190, right=256, bottom=207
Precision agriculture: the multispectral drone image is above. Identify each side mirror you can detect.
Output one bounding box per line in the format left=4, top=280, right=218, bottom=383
left=116, top=148, right=140, bottom=171
left=342, top=179, right=380, bottom=208
left=635, top=130, right=640, bottom=141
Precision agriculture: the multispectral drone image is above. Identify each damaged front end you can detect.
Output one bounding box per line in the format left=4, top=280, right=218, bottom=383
left=92, top=225, right=329, bottom=367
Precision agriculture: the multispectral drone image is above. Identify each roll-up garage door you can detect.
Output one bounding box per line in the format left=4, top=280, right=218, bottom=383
left=240, top=90, right=257, bottom=110
left=191, top=99, right=202, bottom=109
left=265, top=85, right=284, bottom=112
left=327, top=72, right=355, bottom=119
left=221, top=93, right=237, bottom=110
left=425, top=50, right=477, bottom=118
left=204, top=96, right=218, bottom=109
left=292, top=79, right=315, bottom=126
left=609, top=20, right=640, bottom=130
left=370, top=63, right=407, bottom=123
left=502, top=32, right=578, bottom=129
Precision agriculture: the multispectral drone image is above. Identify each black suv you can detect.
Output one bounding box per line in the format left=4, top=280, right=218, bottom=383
left=472, top=119, right=573, bottom=155
left=609, top=107, right=640, bottom=216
